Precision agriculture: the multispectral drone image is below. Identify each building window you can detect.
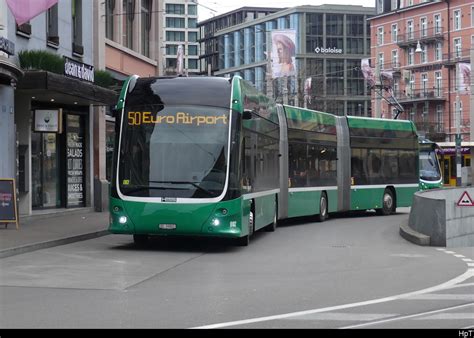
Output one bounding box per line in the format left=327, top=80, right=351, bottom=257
left=434, top=14, right=441, bottom=34
left=392, top=49, right=398, bottom=68
left=46, top=3, right=59, bottom=45
left=188, top=18, right=197, bottom=28
left=420, top=17, right=427, bottom=37
left=346, top=15, right=364, bottom=36
left=377, top=26, right=384, bottom=45
left=391, top=24, right=397, bottom=43
left=188, top=4, right=197, bottom=15
left=436, top=104, right=443, bottom=132
left=166, top=31, right=185, bottom=41
left=391, top=0, right=398, bottom=10
left=105, top=0, right=115, bottom=40
left=72, top=0, right=83, bottom=54
left=435, top=71, right=442, bottom=97
left=407, top=20, right=414, bottom=40
left=421, top=73, right=428, bottom=97
left=188, top=45, right=198, bottom=55
left=141, top=0, right=152, bottom=57
left=472, top=6, right=474, bottom=27
left=188, top=59, right=198, bottom=69
left=453, top=10, right=461, bottom=31
left=166, top=17, right=185, bottom=28
left=454, top=37, right=462, bottom=58
left=435, top=42, right=442, bottom=61
left=378, top=52, right=384, bottom=70
left=408, top=47, right=414, bottom=65
left=188, top=31, right=198, bottom=42
left=166, top=4, right=184, bottom=14
left=123, top=0, right=135, bottom=50
left=326, top=14, right=343, bottom=36
left=421, top=44, right=427, bottom=63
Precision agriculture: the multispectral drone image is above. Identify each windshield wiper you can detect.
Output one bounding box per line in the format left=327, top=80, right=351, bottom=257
left=149, top=180, right=216, bottom=197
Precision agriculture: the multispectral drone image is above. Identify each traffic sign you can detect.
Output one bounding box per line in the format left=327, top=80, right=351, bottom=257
left=457, top=191, right=474, bottom=207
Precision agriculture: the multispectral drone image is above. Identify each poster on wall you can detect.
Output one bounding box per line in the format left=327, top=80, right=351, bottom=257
left=34, top=109, right=62, bottom=133
left=271, top=30, right=297, bottom=79
left=66, top=115, right=84, bottom=207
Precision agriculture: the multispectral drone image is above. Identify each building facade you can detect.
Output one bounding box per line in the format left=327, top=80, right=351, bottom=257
left=1, top=0, right=116, bottom=217
left=371, top=0, right=473, bottom=141
left=198, top=7, right=281, bottom=76
left=203, top=5, right=375, bottom=116
left=370, top=0, right=474, bottom=186
left=162, top=0, right=200, bottom=76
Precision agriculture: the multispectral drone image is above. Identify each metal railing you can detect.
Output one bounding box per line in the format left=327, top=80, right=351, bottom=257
left=393, top=88, right=446, bottom=102
left=396, top=27, right=444, bottom=47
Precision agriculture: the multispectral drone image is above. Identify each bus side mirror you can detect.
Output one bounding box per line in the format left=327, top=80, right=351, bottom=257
left=243, top=109, right=253, bottom=120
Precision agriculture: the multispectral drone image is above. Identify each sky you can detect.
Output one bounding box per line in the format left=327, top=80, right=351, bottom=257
left=197, top=0, right=374, bottom=22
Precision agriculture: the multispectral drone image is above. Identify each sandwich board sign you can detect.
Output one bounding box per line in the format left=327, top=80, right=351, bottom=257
left=0, top=178, right=19, bottom=229
left=457, top=191, right=474, bottom=207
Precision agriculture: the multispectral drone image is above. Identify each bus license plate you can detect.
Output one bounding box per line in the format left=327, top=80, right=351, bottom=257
left=159, top=224, right=176, bottom=230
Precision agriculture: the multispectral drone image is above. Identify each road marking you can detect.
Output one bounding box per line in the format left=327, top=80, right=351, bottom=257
left=403, top=294, right=474, bottom=301
left=455, top=255, right=466, bottom=258
left=192, top=269, right=474, bottom=329
left=290, top=313, right=397, bottom=321
left=414, top=313, right=474, bottom=320
left=463, top=259, right=473, bottom=262
left=339, top=303, right=474, bottom=329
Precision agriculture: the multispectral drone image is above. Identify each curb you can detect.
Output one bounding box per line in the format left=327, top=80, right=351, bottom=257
left=399, top=220, right=430, bottom=246
left=0, top=230, right=110, bottom=259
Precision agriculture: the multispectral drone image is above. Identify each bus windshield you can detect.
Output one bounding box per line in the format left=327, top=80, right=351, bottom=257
left=419, top=150, right=441, bottom=181
left=118, top=105, right=230, bottom=198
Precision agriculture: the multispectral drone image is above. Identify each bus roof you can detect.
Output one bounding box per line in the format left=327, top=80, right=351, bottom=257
left=122, top=76, right=233, bottom=109
left=347, top=116, right=417, bottom=133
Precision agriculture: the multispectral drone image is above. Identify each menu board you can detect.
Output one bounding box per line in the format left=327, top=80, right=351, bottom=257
left=66, top=115, right=84, bottom=207
left=0, top=179, right=19, bottom=228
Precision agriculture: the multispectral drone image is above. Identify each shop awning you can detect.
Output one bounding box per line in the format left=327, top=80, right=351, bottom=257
left=17, top=70, right=118, bottom=106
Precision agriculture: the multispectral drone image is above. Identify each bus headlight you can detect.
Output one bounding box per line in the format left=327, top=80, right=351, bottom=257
left=212, top=218, right=220, bottom=226
left=119, top=216, right=128, bottom=224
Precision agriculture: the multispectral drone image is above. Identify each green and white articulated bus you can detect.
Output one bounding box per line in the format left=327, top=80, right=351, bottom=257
left=109, top=75, right=419, bottom=246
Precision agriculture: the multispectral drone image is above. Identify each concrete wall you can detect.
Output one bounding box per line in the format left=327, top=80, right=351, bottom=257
left=408, top=187, right=474, bottom=247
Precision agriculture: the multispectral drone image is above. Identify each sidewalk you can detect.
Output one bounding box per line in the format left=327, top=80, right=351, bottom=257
left=0, top=208, right=109, bottom=258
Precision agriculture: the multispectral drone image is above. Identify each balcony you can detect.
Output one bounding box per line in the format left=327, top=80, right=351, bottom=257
left=396, top=27, right=444, bottom=48
left=442, top=50, right=471, bottom=67
left=393, top=89, right=446, bottom=104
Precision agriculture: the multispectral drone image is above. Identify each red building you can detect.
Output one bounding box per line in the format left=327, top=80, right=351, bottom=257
left=369, top=0, right=472, bottom=143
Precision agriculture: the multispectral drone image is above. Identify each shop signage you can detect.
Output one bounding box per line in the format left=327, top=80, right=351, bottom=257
left=66, top=115, right=84, bottom=207
left=64, top=57, right=94, bottom=83
left=0, top=178, right=19, bottom=229
left=34, top=109, right=63, bottom=133
left=314, top=47, right=343, bottom=54
left=0, top=37, right=15, bottom=56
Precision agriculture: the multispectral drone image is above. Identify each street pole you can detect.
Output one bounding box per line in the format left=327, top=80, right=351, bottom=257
left=375, top=42, right=381, bottom=118
left=455, top=62, right=462, bottom=187
left=455, top=94, right=462, bottom=187
left=470, top=43, right=474, bottom=186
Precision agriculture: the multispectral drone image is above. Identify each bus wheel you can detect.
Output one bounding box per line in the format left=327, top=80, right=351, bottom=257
left=378, top=189, right=394, bottom=216
left=316, top=192, right=328, bottom=222
left=133, top=234, right=149, bottom=246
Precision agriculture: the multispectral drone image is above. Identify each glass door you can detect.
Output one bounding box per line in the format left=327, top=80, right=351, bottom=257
left=31, top=132, right=61, bottom=209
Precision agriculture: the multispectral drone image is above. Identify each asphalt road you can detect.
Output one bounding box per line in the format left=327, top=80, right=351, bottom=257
left=0, top=209, right=472, bottom=329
